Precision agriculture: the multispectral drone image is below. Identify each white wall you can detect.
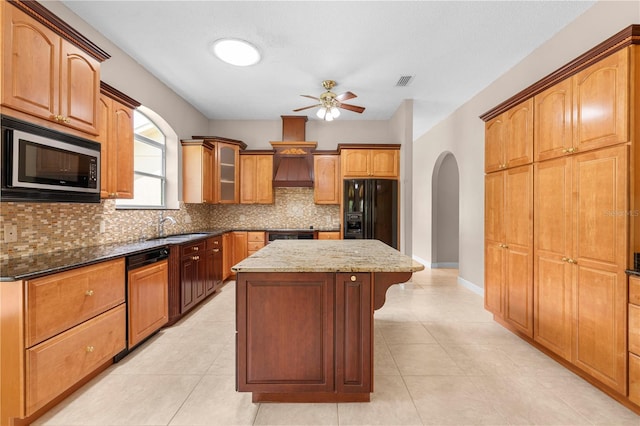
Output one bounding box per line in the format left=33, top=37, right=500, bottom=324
left=412, top=0, right=640, bottom=289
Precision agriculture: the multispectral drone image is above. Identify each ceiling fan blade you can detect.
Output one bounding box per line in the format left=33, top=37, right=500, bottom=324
left=338, top=103, right=365, bottom=114
left=293, top=104, right=321, bottom=112
left=335, top=91, right=357, bottom=102
left=300, top=95, right=320, bottom=101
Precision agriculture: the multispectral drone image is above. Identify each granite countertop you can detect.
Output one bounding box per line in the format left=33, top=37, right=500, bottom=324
left=231, top=239, right=424, bottom=273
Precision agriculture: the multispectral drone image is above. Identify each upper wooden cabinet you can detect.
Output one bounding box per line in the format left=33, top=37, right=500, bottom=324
left=1, top=1, right=108, bottom=137
left=313, top=154, right=340, bottom=204
left=98, top=83, right=139, bottom=199
left=534, top=48, right=629, bottom=161
left=240, top=152, right=273, bottom=204
left=182, top=136, right=247, bottom=204
left=340, top=146, right=400, bottom=178
left=485, top=99, right=533, bottom=172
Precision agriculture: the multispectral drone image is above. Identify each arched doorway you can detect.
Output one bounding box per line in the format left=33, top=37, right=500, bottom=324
left=431, top=152, right=459, bottom=268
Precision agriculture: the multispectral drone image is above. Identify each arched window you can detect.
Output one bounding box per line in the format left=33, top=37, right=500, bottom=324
left=116, top=110, right=166, bottom=208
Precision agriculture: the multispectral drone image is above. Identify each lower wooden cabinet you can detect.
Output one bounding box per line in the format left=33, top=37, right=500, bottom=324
left=247, top=231, right=265, bottom=256
left=180, top=240, right=207, bottom=314
left=127, top=260, right=168, bottom=348
left=26, top=305, right=125, bottom=414
left=206, top=236, right=223, bottom=294
left=318, top=231, right=340, bottom=240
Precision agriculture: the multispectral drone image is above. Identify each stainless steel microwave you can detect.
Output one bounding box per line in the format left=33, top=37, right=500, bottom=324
left=1, top=116, right=101, bottom=203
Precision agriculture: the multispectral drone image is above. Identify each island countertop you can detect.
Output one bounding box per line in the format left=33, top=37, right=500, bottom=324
left=231, top=239, right=424, bottom=273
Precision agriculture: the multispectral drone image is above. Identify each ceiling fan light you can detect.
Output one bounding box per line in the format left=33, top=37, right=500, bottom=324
left=325, top=113, right=334, bottom=122
left=211, top=38, right=261, bottom=66
left=330, top=107, right=340, bottom=118
left=316, top=107, right=327, bottom=119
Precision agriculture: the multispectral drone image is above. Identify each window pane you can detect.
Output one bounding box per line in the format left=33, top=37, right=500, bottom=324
left=134, top=112, right=165, bottom=145
left=134, top=140, right=163, bottom=175
left=118, top=174, right=163, bottom=207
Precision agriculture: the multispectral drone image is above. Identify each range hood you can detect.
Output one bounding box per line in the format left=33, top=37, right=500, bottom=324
left=271, top=116, right=317, bottom=188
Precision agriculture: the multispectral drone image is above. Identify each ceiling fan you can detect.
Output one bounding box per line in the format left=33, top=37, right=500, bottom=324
left=293, top=80, right=365, bottom=121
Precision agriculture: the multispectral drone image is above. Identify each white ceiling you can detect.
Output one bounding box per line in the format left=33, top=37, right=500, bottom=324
left=61, top=1, right=595, bottom=136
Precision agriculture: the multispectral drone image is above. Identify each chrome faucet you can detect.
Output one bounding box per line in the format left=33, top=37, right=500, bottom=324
left=158, top=212, right=177, bottom=237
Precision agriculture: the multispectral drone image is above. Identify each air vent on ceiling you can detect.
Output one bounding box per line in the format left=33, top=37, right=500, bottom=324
left=395, top=75, right=414, bottom=87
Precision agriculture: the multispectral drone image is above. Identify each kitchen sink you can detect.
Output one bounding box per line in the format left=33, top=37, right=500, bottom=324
left=147, top=232, right=211, bottom=242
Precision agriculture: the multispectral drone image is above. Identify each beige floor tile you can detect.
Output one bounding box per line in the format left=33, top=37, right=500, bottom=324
left=377, top=321, right=437, bottom=345
left=422, top=320, right=521, bottom=346
left=169, top=375, right=258, bottom=425
left=337, top=376, right=422, bottom=425
left=440, top=344, right=520, bottom=376
left=404, top=375, right=508, bottom=425
left=33, top=373, right=201, bottom=425
left=254, top=403, right=338, bottom=425
left=388, top=343, right=464, bottom=376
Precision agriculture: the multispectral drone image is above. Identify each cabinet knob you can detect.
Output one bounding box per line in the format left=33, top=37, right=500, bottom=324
left=192, top=255, right=200, bottom=260
left=350, top=275, right=357, bottom=282
left=213, top=249, right=220, bottom=253
left=568, top=258, right=577, bottom=264
left=193, top=246, right=199, bottom=251
left=561, top=257, right=568, bottom=262
left=85, top=290, right=94, bottom=296
left=86, top=346, right=94, bottom=353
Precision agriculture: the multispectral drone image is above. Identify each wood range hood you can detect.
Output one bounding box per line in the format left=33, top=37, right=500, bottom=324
left=270, top=116, right=317, bottom=188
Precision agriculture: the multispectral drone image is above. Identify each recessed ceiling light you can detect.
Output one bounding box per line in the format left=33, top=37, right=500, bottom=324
left=211, top=38, right=261, bottom=66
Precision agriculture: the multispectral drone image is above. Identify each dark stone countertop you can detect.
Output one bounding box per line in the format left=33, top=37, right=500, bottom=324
left=626, top=269, right=640, bottom=277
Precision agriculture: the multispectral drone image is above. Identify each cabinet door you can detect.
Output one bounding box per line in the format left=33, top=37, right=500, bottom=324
left=314, top=155, right=340, bottom=204
left=573, top=48, right=629, bottom=153
left=202, top=145, right=214, bottom=203
left=572, top=145, right=628, bottom=393
left=232, top=231, right=248, bottom=266
left=128, top=260, right=168, bottom=348
left=2, top=4, right=59, bottom=120
left=534, top=157, right=573, bottom=361
left=505, top=99, right=533, bottom=168
left=222, top=232, right=233, bottom=281
left=370, top=150, right=399, bottom=178
left=239, top=155, right=256, bottom=204
left=217, top=143, right=239, bottom=203
left=534, top=80, right=573, bottom=162
left=59, top=41, right=100, bottom=135
left=503, top=165, right=533, bottom=337
left=485, top=116, right=506, bottom=173
left=180, top=256, right=197, bottom=313
left=111, top=101, right=134, bottom=199
left=484, top=172, right=504, bottom=316
left=255, top=155, right=273, bottom=203
left=342, top=150, right=370, bottom=177
left=98, top=95, right=112, bottom=198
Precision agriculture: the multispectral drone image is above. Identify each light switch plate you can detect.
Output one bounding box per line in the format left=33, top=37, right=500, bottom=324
left=4, top=224, right=17, bottom=243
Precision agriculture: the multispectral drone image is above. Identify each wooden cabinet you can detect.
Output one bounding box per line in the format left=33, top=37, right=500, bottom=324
left=182, top=137, right=246, bottom=204
left=630, top=276, right=640, bottom=405
left=1, top=259, right=126, bottom=424
left=1, top=1, right=105, bottom=137
left=485, top=99, right=533, bottom=172
left=340, top=148, right=399, bottom=178
left=181, top=139, right=215, bottom=204
left=232, top=231, right=248, bottom=266
left=206, top=236, right=223, bottom=295
left=98, top=83, right=139, bottom=199
left=240, top=153, right=273, bottom=204
left=222, top=232, right=233, bottom=282
left=127, top=260, right=168, bottom=348
left=247, top=231, right=265, bottom=256
left=484, top=165, right=533, bottom=337
left=318, top=231, right=341, bottom=240
left=534, top=48, right=629, bottom=162
left=217, top=142, right=241, bottom=203
left=180, top=240, right=207, bottom=314
left=314, top=154, right=340, bottom=204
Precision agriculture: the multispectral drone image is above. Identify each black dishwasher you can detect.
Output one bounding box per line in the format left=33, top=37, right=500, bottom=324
left=114, top=246, right=169, bottom=362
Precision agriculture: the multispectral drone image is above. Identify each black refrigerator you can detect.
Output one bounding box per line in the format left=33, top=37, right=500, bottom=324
left=343, top=179, right=398, bottom=249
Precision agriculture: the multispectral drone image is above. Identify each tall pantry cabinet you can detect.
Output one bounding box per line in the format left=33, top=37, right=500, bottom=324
left=483, top=26, right=639, bottom=407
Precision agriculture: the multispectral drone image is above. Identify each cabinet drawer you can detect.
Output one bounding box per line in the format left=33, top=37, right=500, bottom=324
left=247, top=241, right=265, bottom=252
left=26, top=258, right=125, bottom=347
left=26, top=304, right=126, bottom=415
left=247, top=232, right=265, bottom=242
left=630, top=303, right=640, bottom=355
left=181, top=241, right=206, bottom=257
left=207, top=236, right=222, bottom=249
left=630, top=276, right=640, bottom=305
left=630, top=352, right=640, bottom=405
left=318, top=232, right=340, bottom=240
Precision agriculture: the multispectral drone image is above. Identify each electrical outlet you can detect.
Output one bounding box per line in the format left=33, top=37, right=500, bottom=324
left=4, top=224, right=17, bottom=243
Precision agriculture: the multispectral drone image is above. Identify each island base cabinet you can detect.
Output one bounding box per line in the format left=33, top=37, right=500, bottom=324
left=26, top=304, right=126, bottom=415
left=236, top=272, right=374, bottom=402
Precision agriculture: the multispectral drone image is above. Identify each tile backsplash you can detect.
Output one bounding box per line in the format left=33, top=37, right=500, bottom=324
left=0, top=187, right=339, bottom=260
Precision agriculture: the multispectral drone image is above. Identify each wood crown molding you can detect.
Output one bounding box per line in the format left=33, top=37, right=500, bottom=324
left=191, top=136, right=247, bottom=150
left=8, top=0, right=111, bottom=62
left=480, top=24, right=640, bottom=122
left=337, top=143, right=401, bottom=151
left=100, top=82, right=141, bottom=109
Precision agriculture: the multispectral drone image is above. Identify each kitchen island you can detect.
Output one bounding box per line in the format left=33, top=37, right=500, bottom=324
left=232, top=239, right=424, bottom=403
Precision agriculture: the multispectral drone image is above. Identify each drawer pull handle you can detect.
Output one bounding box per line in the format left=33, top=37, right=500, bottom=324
left=213, top=249, right=220, bottom=252
left=86, top=346, right=94, bottom=353
left=193, top=247, right=199, bottom=251
left=350, top=275, right=357, bottom=282
left=85, top=290, right=94, bottom=296
left=192, top=255, right=200, bottom=261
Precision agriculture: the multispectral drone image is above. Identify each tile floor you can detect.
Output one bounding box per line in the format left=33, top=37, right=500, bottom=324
left=35, top=268, right=640, bottom=425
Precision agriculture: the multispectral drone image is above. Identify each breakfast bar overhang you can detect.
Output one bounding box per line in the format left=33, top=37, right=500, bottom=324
left=232, top=239, right=424, bottom=403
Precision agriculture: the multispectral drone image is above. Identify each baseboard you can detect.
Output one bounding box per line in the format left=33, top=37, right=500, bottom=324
left=457, top=276, right=484, bottom=296
left=431, top=262, right=459, bottom=268
left=412, top=255, right=429, bottom=268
